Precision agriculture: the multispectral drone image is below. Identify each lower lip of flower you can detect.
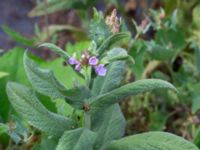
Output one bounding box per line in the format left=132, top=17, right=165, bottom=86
left=68, top=57, right=79, bottom=65
left=75, top=63, right=81, bottom=71
left=95, top=64, right=107, bottom=76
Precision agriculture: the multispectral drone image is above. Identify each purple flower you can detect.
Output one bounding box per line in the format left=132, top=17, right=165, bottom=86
left=95, top=64, right=107, bottom=76
left=89, top=56, right=99, bottom=66
left=75, top=63, right=81, bottom=71
left=68, top=57, right=79, bottom=65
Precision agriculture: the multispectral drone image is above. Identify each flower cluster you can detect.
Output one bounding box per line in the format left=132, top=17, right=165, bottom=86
left=105, top=9, right=120, bottom=33
left=68, top=54, right=107, bottom=76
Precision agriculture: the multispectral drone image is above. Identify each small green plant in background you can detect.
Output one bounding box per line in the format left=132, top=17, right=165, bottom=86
left=1, top=9, right=199, bottom=150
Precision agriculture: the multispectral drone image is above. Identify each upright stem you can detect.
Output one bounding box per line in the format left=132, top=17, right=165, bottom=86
left=84, top=112, right=91, bottom=129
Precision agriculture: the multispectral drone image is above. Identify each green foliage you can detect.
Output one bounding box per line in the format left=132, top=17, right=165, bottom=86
left=103, top=132, right=199, bottom=150
left=91, top=61, right=126, bottom=149
left=0, top=47, right=29, bottom=121
left=6, top=82, right=76, bottom=138
left=2, top=26, right=34, bottom=46
left=29, top=0, right=89, bottom=17
left=2, top=7, right=199, bottom=150
left=97, top=32, right=131, bottom=55
left=146, top=28, right=186, bottom=60
left=24, top=51, right=69, bottom=100
left=56, top=128, right=96, bottom=150
left=89, top=79, right=176, bottom=113
left=0, top=72, right=8, bottom=78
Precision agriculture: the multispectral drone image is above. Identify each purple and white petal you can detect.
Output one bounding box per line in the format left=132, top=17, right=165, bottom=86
left=89, top=56, right=99, bottom=66
left=68, top=57, right=79, bottom=65
left=95, top=64, right=107, bottom=76
left=75, top=63, right=82, bottom=71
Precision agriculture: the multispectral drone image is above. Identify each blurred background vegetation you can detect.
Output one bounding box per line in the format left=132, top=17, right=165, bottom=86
left=1, top=0, right=200, bottom=149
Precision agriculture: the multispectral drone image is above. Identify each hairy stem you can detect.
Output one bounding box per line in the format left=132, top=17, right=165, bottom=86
left=84, top=112, right=91, bottom=129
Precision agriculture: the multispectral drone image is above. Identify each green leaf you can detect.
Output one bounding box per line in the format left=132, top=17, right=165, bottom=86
left=0, top=47, right=29, bottom=121
left=39, top=43, right=70, bottom=60
left=103, top=48, right=128, bottom=63
left=24, top=51, right=90, bottom=108
left=6, top=82, right=76, bottom=138
left=91, top=61, right=126, bottom=149
left=92, top=104, right=125, bottom=150
left=194, top=45, right=200, bottom=73
left=0, top=124, right=8, bottom=136
left=2, top=26, right=34, bottom=46
left=24, top=51, right=67, bottom=99
left=6, top=82, right=76, bottom=137
left=92, top=61, right=125, bottom=96
left=193, top=4, right=200, bottom=29
left=28, top=0, right=86, bottom=17
left=192, top=96, right=200, bottom=114
left=97, top=32, right=130, bottom=55
left=89, top=79, right=177, bottom=113
left=89, top=9, right=111, bottom=46
left=194, top=131, right=200, bottom=148
left=0, top=72, right=9, bottom=78
left=103, top=132, right=199, bottom=150
left=56, top=128, right=96, bottom=150
left=146, top=29, right=185, bottom=60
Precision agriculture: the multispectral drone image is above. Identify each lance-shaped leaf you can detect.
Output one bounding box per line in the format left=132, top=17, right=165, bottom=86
left=6, top=82, right=76, bottom=138
left=24, top=51, right=67, bottom=99
left=102, top=48, right=129, bottom=63
left=39, top=43, right=70, bottom=60
left=56, top=128, right=96, bottom=150
left=24, top=52, right=90, bottom=108
left=89, top=79, right=177, bottom=113
left=92, top=104, right=125, bottom=150
left=91, top=61, right=126, bottom=149
left=92, top=61, right=125, bottom=96
left=103, top=132, right=199, bottom=150
left=98, top=32, right=130, bottom=55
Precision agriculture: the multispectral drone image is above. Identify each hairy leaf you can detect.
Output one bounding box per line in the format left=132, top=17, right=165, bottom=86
left=91, top=61, right=126, bottom=149
left=24, top=52, right=90, bottom=108
left=6, top=82, right=76, bottom=137
left=92, top=61, right=125, bottom=96
left=92, top=104, right=125, bottom=150
left=89, top=9, right=111, bottom=46
left=56, top=128, right=96, bottom=150
left=98, top=32, right=130, bottom=55
left=39, top=43, right=70, bottom=60
left=103, top=132, right=199, bottom=150
left=24, top=51, right=67, bottom=99
left=89, top=79, right=176, bottom=113
left=103, top=48, right=128, bottom=63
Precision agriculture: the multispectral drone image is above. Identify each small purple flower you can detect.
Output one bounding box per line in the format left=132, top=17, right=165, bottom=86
left=95, top=64, right=107, bottom=76
left=75, top=63, right=82, bottom=71
left=68, top=57, right=79, bottom=65
left=89, top=56, right=99, bottom=66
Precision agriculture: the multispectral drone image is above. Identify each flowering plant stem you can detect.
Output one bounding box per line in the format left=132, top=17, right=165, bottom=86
left=84, top=112, right=91, bottom=129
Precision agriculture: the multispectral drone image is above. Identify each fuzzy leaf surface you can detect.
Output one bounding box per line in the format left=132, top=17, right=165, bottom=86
left=56, top=128, right=96, bottom=150
left=6, top=82, right=76, bottom=137
left=89, top=79, right=176, bottom=113
left=103, top=132, right=199, bottom=150
left=91, top=61, right=126, bottom=149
